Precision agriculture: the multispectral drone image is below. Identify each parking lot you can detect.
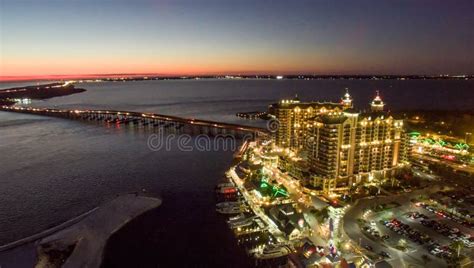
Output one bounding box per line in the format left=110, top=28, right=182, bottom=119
left=362, top=199, right=474, bottom=266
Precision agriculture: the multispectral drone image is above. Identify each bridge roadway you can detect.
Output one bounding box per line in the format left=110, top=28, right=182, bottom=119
left=0, top=105, right=269, bottom=138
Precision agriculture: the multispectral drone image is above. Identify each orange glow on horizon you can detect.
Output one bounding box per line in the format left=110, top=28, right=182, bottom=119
left=0, top=51, right=355, bottom=82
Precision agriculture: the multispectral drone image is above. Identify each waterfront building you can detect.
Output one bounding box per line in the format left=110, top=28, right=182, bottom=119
left=269, top=95, right=346, bottom=150
left=266, top=204, right=309, bottom=240
left=340, top=88, right=353, bottom=109
left=272, top=91, right=408, bottom=194
left=370, top=91, right=385, bottom=112
left=277, top=155, right=311, bottom=183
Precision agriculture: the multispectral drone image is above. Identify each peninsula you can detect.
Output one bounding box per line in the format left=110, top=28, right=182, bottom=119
left=0, top=82, right=86, bottom=105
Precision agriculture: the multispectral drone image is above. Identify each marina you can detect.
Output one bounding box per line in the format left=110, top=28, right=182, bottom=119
left=215, top=146, right=299, bottom=266
left=0, top=79, right=472, bottom=267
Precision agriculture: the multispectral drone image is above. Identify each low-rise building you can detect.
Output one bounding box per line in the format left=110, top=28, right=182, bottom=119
left=267, top=203, right=309, bottom=240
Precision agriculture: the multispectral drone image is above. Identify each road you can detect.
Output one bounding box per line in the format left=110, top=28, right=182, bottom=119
left=412, top=153, right=474, bottom=175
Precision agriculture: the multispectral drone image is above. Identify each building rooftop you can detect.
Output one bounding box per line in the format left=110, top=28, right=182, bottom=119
left=313, top=114, right=348, bottom=124
left=270, top=101, right=344, bottom=110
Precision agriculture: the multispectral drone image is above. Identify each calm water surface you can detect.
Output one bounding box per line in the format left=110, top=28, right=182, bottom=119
left=0, top=79, right=473, bottom=266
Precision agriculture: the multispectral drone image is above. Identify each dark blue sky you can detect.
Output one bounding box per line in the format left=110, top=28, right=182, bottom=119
left=1, top=0, right=473, bottom=76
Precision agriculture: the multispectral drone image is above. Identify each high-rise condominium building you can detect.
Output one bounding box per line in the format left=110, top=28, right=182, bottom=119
left=271, top=91, right=407, bottom=194
left=269, top=95, right=345, bottom=150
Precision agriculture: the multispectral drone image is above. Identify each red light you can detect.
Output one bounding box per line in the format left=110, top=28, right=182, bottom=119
left=442, top=155, right=455, bottom=160
left=223, top=188, right=237, bottom=194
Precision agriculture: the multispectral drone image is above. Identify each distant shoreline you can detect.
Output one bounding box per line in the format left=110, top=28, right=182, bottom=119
left=0, top=82, right=86, bottom=105
left=0, top=73, right=472, bottom=83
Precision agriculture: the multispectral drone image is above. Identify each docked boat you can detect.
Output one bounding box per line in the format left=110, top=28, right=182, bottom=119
left=216, top=201, right=243, bottom=209
left=229, top=217, right=256, bottom=229
left=227, top=213, right=247, bottom=222
left=215, top=186, right=238, bottom=194
left=216, top=205, right=246, bottom=214
left=254, top=244, right=292, bottom=259
left=228, top=215, right=256, bottom=225
left=227, top=213, right=252, bottom=223
left=215, top=182, right=233, bottom=189
left=216, top=181, right=233, bottom=188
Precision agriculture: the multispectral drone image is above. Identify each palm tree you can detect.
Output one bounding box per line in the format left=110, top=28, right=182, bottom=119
left=450, top=241, right=464, bottom=258
left=314, top=207, right=330, bottom=223
left=320, top=207, right=330, bottom=221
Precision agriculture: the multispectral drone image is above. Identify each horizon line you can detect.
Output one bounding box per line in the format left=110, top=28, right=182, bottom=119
left=1, top=72, right=472, bottom=82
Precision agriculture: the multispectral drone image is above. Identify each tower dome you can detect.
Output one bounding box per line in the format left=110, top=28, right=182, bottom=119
left=293, top=93, right=300, bottom=103
left=341, top=88, right=353, bottom=109
left=370, top=91, right=385, bottom=112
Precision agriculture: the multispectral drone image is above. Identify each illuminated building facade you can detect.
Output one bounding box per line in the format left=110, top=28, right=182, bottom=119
left=270, top=95, right=346, bottom=150
left=341, top=88, right=353, bottom=109
left=370, top=91, right=385, bottom=112
left=272, top=92, right=407, bottom=193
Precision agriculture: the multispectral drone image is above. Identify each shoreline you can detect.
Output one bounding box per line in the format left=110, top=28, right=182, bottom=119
left=0, top=82, right=86, bottom=104
left=0, top=194, right=162, bottom=267
left=36, top=194, right=162, bottom=267
left=0, top=207, right=99, bottom=253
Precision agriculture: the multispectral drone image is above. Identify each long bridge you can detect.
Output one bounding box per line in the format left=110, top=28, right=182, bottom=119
left=0, top=105, right=269, bottom=138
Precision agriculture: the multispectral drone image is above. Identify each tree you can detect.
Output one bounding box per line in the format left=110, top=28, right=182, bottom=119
left=368, top=186, right=379, bottom=196
left=314, top=207, right=330, bottom=223
left=421, top=254, right=431, bottom=264
left=398, top=239, right=407, bottom=248
left=450, top=241, right=464, bottom=258
left=320, top=207, right=329, bottom=221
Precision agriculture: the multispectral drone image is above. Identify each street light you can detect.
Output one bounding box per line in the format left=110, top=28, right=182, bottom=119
left=344, top=242, right=351, bottom=250
left=465, top=132, right=472, bottom=144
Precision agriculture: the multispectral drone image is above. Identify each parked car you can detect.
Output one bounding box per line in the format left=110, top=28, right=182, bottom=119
left=379, top=251, right=391, bottom=258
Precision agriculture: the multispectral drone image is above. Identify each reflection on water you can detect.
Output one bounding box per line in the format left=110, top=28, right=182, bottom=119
left=0, top=79, right=473, bottom=265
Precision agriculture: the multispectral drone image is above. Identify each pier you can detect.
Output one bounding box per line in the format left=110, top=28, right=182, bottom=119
left=0, top=106, right=269, bottom=138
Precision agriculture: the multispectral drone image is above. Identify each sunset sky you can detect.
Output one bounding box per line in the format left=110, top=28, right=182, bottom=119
left=1, top=0, right=473, bottom=79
